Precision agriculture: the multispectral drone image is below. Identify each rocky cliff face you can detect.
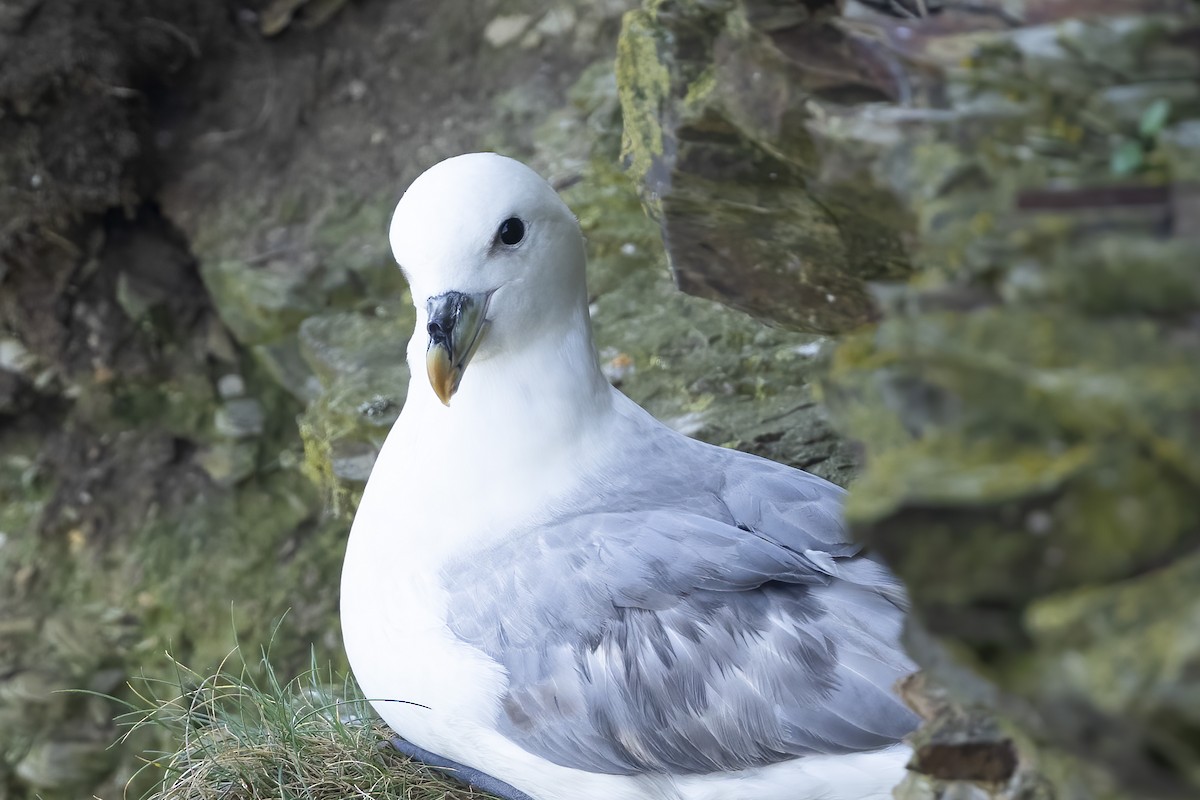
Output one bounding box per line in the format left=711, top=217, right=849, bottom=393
left=0, top=2, right=856, bottom=798
left=5, top=1, right=1196, bottom=798
left=618, top=1, right=1200, bottom=798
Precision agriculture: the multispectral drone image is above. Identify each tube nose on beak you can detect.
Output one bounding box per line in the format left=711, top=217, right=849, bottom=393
left=424, top=290, right=491, bottom=406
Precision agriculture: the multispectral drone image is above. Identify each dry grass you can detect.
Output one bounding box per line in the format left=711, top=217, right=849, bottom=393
left=115, top=642, right=492, bottom=800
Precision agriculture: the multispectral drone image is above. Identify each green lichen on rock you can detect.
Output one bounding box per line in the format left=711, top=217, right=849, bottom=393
left=1023, top=552, right=1200, bottom=781
left=616, top=0, right=917, bottom=333
left=186, top=188, right=408, bottom=400
left=0, top=423, right=335, bottom=799
left=296, top=302, right=413, bottom=515
left=620, top=1, right=1200, bottom=798
left=615, top=5, right=671, bottom=203
left=580, top=161, right=858, bottom=482
left=828, top=7, right=1200, bottom=800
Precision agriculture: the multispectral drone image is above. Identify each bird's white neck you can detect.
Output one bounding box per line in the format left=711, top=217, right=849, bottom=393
left=393, top=302, right=615, bottom=523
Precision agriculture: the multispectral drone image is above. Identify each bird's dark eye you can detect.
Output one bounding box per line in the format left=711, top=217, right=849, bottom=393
left=497, top=217, right=525, bottom=246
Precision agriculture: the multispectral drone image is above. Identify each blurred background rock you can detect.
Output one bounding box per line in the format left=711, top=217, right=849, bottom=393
left=0, top=1, right=1196, bottom=799
left=618, top=1, right=1200, bottom=799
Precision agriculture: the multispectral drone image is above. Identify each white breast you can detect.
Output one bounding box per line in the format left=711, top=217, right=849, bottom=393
left=339, top=417, right=499, bottom=757
left=339, top=398, right=604, bottom=762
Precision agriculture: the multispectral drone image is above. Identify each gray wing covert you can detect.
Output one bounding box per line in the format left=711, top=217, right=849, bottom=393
left=443, top=437, right=918, bottom=776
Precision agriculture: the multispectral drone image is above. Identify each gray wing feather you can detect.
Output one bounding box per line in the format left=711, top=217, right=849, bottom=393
left=443, top=429, right=917, bottom=776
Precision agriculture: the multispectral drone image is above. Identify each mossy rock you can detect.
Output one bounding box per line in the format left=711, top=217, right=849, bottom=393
left=616, top=0, right=915, bottom=333
left=296, top=305, right=413, bottom=514
left=619, top=0, right=1200, bottom=798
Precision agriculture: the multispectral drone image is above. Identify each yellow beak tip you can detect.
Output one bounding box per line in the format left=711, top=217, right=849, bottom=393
left=426, top=346, right=458, bottom=406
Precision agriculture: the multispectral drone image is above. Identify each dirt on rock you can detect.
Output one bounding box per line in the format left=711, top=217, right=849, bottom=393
left=0, top=0, right=613, bottom=569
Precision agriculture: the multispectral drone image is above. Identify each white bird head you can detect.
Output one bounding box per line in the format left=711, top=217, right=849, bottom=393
left=390, top=153, right=590, bottom=405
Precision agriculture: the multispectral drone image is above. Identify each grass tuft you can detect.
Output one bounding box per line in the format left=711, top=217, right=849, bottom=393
left=115, top=641, right=489, bottom=800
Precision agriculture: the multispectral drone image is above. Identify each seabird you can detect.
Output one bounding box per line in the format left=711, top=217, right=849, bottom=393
left=341, top=153, right=918, bottom=800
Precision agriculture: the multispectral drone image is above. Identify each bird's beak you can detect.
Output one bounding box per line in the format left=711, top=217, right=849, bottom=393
left=425, top=290, right=491, bottom=406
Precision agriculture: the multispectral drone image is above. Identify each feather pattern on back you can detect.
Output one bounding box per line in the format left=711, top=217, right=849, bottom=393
left=443, top=406, right=918, bottom=776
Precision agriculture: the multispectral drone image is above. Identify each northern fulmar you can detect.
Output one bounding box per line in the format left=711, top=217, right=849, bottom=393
left=341, top=153, right=917, bottom=800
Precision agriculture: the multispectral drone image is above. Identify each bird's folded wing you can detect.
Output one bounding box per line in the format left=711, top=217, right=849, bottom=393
left=443, top=446, right=918, bottom=776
